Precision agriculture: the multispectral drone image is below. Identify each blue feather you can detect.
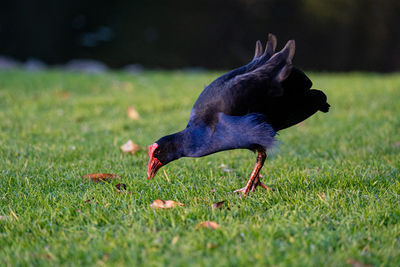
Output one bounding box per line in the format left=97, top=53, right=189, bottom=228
left=183, top=113, right=276, bottom=157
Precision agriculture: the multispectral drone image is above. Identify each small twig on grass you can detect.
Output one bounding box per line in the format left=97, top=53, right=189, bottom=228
left=9, top=206, right=18, bottom=221
left=163, top=169, right=170, bottom=182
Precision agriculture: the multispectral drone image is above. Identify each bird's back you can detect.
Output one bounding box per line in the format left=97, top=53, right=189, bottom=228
left=189, top=36, right=329, bottom=131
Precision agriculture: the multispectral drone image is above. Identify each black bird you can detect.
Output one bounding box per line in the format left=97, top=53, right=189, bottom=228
left=147, top=34, right=330, bottom=195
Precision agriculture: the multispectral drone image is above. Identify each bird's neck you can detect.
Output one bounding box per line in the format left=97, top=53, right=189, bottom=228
left=162, top=125, right=213, bottom=159
left=164, top=130, right=187, bottom=159
left=163, top=125, right=226, bottom=161
left=180, top=123, right=230, bottom=158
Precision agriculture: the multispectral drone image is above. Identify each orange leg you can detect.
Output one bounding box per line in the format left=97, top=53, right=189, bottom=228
left=234, top=149, right=274, bottom=196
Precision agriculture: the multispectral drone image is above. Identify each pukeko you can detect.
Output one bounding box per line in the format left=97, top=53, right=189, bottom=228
left=147, top=34, right=330, bottom=196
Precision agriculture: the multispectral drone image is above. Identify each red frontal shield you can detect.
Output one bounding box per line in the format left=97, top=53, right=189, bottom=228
left=147, top=143, right=162, bottom=179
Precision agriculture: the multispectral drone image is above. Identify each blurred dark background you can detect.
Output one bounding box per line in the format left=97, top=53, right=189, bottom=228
left=1, top=0, right=399, bottom=72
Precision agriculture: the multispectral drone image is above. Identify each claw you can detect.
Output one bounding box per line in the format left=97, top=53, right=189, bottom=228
left=234, top=176, right=274, bottom=196
left=234, top=149, right=274, bottom=197
left=234, top=187, right=248, bottom=195
left=234, top=187, right=249, bottom=198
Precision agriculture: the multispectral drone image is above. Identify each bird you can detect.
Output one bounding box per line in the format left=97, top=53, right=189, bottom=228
left=147, top=34, right=330, bottom=196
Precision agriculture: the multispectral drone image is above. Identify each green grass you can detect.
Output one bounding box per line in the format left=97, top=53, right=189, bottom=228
left=0, top=70, right=399, bottom=267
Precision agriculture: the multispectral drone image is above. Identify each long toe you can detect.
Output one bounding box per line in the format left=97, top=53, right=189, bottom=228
left=233, top=187, right=248, bottom=196
left=250, top=177, right=275, bottom=192
left=259, top=182, right=275, bottom=191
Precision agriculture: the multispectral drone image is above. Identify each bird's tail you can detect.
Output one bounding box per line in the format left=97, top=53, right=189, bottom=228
left=273, top=89, right=330, bottom=131
left=312, top=89, right=330, bottom=113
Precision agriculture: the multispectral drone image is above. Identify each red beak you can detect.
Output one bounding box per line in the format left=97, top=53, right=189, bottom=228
left=147, top=143, right=163, bottom=179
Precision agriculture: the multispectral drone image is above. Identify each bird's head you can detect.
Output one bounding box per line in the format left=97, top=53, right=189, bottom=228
left=147, top=133, right=184, bottom=179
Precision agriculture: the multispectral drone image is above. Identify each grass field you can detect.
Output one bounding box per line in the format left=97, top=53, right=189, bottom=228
left=0, top=70, right=399, bottom=266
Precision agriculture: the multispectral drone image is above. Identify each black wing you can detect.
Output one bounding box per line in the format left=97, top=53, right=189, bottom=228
left=205, top=34, right=277, bottom=90
left=189, top=37, right=329, bottom=131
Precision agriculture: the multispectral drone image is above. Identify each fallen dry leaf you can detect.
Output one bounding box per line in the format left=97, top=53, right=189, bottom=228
left=207, top=243, right=217, bottom=249
left=164, top=200, right=184, bottom=208
left=151, top=199, right=185, bottom=209
left=151, top=199, right=165, bottom=208
left=116, top=183, right=127, bottom=191
left=116, top=183, right=132, bottom=194
left=53, top=90, right=71, bottom=99
left=127, top=106, right=140, bottom=120
left=120, top=140, right=141, bottom=154
left=212, top=200, right=225, bottom=209
left=82, top=173, right=119, bottom=182
left=394, top=142, right=400, bottom=147
left=196, top=221, right=220, bottom=230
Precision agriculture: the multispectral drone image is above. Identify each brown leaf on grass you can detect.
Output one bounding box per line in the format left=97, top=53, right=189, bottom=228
left=82, top=173, right=119, bottom=182
left=151, top=199, right=164, bottom=208
left=394, top=142, right=400, bottom=147
left=127, top=106, right=140, bottom=120
left=116, top=183, right=126, bottom=191
left=207, top=243, right=217, bottom=249
left=346, top=259, right=373, bottom=267
left=212, top=200, right=225, bottom=209
left=116, top=183, right=130, bottom=194
left=164, top=200, right=184, bottom=208
left=60, top=91, right=70, bottom=99
left=196, top=221, right=220, bottom=230
left=53, top=90, right=71, bottom=99
left=120, top=140, right=141, bottom=154
left=151, top=199, right=185, bottom=209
